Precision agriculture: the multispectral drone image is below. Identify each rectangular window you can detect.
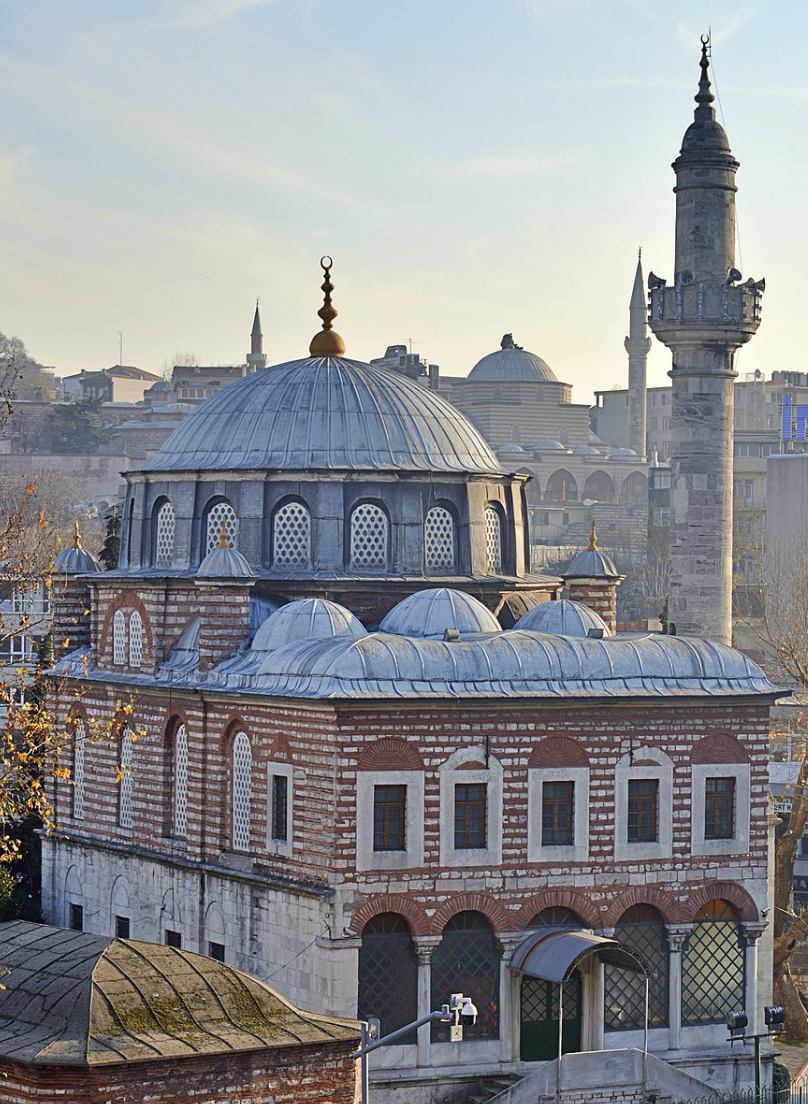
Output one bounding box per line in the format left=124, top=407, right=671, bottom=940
left=69, top=903, right=83, bottom=931
left=704, top=777, right=735, bottom=840
left=541, top=781, right=574, bottom=846
left=454, top=783, right=487, bottom=849
left=271, top=774, right=289, bottom=842
left=115, top=915, right=131, bottom=939
left=165, top=929, right=182, bottom=948
left=209, top=941, right=226, bottom=961
left=627, top=779, right=659, bottom=843
left=373, top=785, right=406, bottom=851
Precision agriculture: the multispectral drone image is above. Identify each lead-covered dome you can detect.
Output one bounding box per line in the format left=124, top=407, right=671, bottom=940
left=144, top=356, right=502, bottom=475
left=468, top=334, right=557, bottom=384
left=515, top=599, right=611, bottom=638
left=252, top=599, right=365, bottom=652
left=379, top=588, right=501, bottom=638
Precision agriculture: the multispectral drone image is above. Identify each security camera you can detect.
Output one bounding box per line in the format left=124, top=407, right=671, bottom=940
left=761, top=907, right=771, bottom=918
left=459, top=997, right=478, bottom=1028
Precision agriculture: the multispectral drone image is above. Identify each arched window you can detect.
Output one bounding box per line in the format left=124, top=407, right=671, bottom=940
left=206, top=501, right=237, bottom=555
left=350, top=503, right=388, bottom=571
left=605, top=904, right=669, bottom=1031
left=682, top=900, right=745, bottom=1025
left=424, top=506, right=455, bottom=573
left=232, top=732, right=252, bottom=852
left=174, top=724, right=188, bottom=838
left=485, top=505, right=502, bottom=573
left=129, top=610, right=143, bottom=669
left=358, top=913, right=418, bottom=1037
left=273, top=501, right=312, bottom=569
left=154, top=500, right=176, bottom=567
left=119, top=727, right=134, bottom=829
left=113, top=610, right=126, bottom=665
left=73, top=719, right=86, bottom=821
left=431, top=911, right=499, bottom=1041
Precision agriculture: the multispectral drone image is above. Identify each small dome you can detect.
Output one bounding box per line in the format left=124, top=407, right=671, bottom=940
left=573, top=445, right=601, bottom=455
left=610, top=447, right=638, bottom=457
left=536, top=440, right=567, bottom=451
left=497, top=443, right=526, bottom=454
left=468, top=335, right=557, bottom=384
left=564, top=547, right=620, bottom=580
left=197, top=546, right=254, bottom=579
left=53, top=546, right=101, bottom=574
left=379, top=588, right=501, bottom=639
left=252, top=598, right=365, bottom=652
left=515, top=599, right=611, bottom=638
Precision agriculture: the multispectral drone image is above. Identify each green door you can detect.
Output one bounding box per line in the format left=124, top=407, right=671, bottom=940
left=519, top=971, right=582, bottom=1062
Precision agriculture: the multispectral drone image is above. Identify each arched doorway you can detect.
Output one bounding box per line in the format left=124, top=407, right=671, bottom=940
left=520, top=908, right=583, bottom=1061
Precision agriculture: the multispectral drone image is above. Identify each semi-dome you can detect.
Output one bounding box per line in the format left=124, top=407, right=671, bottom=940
left=143, top=356, right=502, bottom=475
left=252, top=599, right=365, bottom=652
left=515, top=599, right=611, bottom=638
left=379, top=588, right=501, bottom=639
left=468, top=334, right=557, bottom=384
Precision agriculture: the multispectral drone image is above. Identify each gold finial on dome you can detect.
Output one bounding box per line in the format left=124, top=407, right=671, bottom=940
left=588, top=519, right=598, bottom=551
left=73, top=520, right=82, bottom=549
left=309, top=256, right=346, bottom=357
left=217, top=519, right=230, bottom=550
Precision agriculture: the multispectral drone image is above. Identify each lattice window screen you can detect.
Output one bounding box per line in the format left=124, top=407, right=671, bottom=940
left=155, top=501, right=175, bottom=567
left=206, top=502, right=237, bottom=555
left=485, top=506, right=502, bottom=573
left=682, top=918, right=745, bottom=1024
left=604, top=916, right=670, bottom=1030
left=174, top=724, right=188, bottom=838
left=350, top=503, right=388, bottom=571
left=358, top=914, right=418, bottom=1037
left=113, top=610, right=126, bottom=665
left=129, top=611, right=143, bottom=669
left=273, top=501, right=312, bottom=568
left=119, top=727, right=134, bottom=829
left=430, top=911, right=500, bottom=1041
left=232, top=732, right=252, bottom=851
left=424, top=506, right=455, bottom=573
left=73, top=720, right=86, bottom=821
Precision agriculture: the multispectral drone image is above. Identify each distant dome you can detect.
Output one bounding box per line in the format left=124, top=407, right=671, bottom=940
left=515, top=599, right=611, bottom=638
left=573, top=445, right=601, bottom=455
left=611, top=447, right=638, bottom=457
left=54, top=545, right=101, bottom=575
left=497, top=443, right=526, bottom=454
left=197, top=546, right=254, bottom=579
left=536, top=440, right=567, bottom=451
left=468, top=335, right=557, bottom=384
left=252, top=598, right=365, bottom=652
left=379, top=588, right=501, bottom=639
left=144, top=356, right=501, bottom=475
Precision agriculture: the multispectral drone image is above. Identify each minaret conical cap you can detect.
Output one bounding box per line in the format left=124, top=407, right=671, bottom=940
left=309, top=256, right=346, bottom=357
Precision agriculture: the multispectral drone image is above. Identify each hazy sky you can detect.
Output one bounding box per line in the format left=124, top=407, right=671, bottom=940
left=0, top=0, right=804, bottom=401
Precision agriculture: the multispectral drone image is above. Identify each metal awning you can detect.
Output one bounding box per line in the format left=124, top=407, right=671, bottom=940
left=509, top=929, right=648, bottom=983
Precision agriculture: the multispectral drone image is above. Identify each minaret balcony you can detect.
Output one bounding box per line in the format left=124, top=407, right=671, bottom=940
left=648, top=281, right=762, bottom=339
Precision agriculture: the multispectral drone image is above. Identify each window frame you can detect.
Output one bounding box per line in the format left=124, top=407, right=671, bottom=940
left=691, top=763, right=750, bottom=857
left=231, top=732, right=253, bottom=853
left=627, top=778, right=659, bottom=844
left=453, top=782, right=487, bottom=850
left=266, top=760, right=293, bottom=856
left=614, top=749, right=673, bottom=861
left=373, top=784, right=407, bottom=852
left=527, top=765, right=589, bottom=863
left=439, top=748, right=502, bottom=868
left=356, top=769, right=424, bottom=872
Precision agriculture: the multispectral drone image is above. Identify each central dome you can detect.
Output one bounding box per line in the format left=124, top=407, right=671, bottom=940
left=145, top=356, right=502, bottom=475
left=468, top=336, right=557, bottom=384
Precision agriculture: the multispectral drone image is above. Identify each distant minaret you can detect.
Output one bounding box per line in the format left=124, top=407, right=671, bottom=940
left=648, top=38, right=764, bottom=644
left=624, top=251, right=651, bottom=458
left=246, top=300, right=268, bottom=371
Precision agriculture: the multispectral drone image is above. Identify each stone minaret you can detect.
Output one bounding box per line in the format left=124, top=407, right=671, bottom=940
left=648, top=38, right=764, bottom=644
left=246, top=300, right=268, bottom=371
left=625, top=251, right=651, bottom=459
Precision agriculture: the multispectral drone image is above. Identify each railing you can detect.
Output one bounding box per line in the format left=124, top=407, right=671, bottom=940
left=672, top=1069, right=807, bottom=1104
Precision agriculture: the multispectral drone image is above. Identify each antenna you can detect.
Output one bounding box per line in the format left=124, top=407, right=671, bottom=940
left=118, top=331, right=123, bottom=365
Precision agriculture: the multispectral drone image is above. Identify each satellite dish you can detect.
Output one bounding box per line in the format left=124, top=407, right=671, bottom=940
left=678, top=270, right=694, bottom=286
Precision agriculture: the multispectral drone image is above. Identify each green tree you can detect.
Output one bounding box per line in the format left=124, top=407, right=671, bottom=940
left=47, top=399, right=112, bottom=454
left=99, top=505, right=121, bottom=570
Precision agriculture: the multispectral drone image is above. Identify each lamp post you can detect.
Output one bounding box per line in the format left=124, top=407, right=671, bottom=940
left=353, top=993, right=478, bottom=1104
left=727, top=1005, right=785, bottom=1103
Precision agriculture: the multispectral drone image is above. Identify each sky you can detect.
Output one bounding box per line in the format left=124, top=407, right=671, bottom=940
left=0, top=0, right=805, bottom=402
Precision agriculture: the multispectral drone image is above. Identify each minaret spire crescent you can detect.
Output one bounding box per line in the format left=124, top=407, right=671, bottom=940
left=309, top=257, right=346, bottom=357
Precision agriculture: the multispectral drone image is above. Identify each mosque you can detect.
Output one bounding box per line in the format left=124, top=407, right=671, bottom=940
left=43, top=41, right=775, bottom=1103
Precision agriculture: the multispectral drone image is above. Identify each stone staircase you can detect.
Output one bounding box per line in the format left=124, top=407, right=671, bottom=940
left=460, top=1074, right=522, bottom=1104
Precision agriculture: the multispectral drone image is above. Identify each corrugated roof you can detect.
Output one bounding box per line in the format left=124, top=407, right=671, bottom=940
left=0, top=922, right=358, bottom=1066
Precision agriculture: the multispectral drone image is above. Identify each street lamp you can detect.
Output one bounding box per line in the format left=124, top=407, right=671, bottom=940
left=353, top=993, right=478, bottom=1104
left=726, top=1005, right=785, bottom=1103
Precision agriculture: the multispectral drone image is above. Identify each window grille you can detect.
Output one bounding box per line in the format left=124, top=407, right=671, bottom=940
left=520, top=971, right=581, bottom=1061
left=627, top=779, right=658, bottom=842
left=174, top=724, right=188, bottom=838
left=69, top=903, right=83, bottom=931
left=605, top=905, right=669, bottom=1030
left=273, top=501, right=312, bottom=569
left=542, top=780, right=574, bottom=846
left=526, top=907, right=583, bottom=929
left=350, top=503, right=388, bottom=571
left=119, top=727, right=134, bottom=829
left=73, top=720, right=86, bottom=821
left=206, top=501, right=237, bottom=555
left=454, top=783, right=487, bottom=849
left=373, top=785, right=406, bottom=851
left=358, top=913, right=418, bottom=1037
left=704, top=777, right=735, bottom=840
left=682, top=901, right=745, bottom=1025
left=270, top=773, right=288, bottom=842
left=232, top=732, right=252, bottom=851
left=424, top=506, right=455, bottom=573
left=116, top=915, right=130, bottom=938
left=485, top=506, right=502, bottom=573
left=155, top=501, right=175, bottom=567
left=129, top=610, right=143, bottom=669
left=113, top=610, right=126, bottom=665
left=431, top=911, right=499, bottom=1041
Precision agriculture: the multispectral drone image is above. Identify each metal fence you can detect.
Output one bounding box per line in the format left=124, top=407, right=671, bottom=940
left=671, top=1071, right=808, bottom=1104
